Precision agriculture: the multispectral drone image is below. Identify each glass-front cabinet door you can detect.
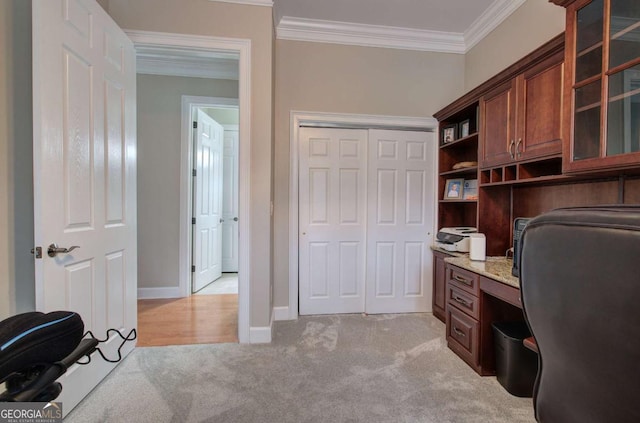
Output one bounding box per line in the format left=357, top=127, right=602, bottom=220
left=565, top=0, right=640, bottom=172
left=607, top=1, right=640, bottom=157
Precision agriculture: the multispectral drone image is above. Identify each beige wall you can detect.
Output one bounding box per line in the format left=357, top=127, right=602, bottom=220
left=107, top=0, right=274, bottom=326
left=137, top=74, right=238, bottom=289
left=0, top=0, right=34, bottom=320
left=464, top=0, right=565, bottom=92
left=273, top=40, right=465, bottom=309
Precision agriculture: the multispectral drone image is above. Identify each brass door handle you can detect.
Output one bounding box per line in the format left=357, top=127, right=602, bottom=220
left=47, top=243, right=80, bottom=258
left=509, top=139, right=515, bottom=159
left=516, top=138, right=523, bottom=158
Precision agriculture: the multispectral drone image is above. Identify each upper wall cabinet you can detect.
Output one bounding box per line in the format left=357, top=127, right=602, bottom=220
left=480, top=51, right=564, bottom=169
left=560, top=0, right=640, bottom=173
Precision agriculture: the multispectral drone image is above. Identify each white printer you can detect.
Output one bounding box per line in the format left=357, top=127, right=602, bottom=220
left=435, top=227, right=478, bottom=252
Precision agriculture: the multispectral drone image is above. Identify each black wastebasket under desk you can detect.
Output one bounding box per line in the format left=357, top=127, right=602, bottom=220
left=492, top=321, right=539, bottom=397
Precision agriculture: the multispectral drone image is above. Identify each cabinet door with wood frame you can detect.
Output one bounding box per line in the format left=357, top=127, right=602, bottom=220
left=561, top=0, right=640, bottom=173
left=432, top=251, right=448, bottom=322
left=480, top=56, right=564, bottom=168
left=516, top=52, right=564, bottom=161
left=480, top=81, right=517, bottom=168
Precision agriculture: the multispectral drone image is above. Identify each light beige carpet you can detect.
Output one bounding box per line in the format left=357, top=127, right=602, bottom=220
left=66, top=314, right=535, bottom=423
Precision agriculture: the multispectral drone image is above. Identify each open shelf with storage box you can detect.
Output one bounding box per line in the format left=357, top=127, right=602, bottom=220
left=437, top=102, right=480, bottom=230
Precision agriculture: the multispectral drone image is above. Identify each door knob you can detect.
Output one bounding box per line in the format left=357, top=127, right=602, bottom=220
left=233, top=217, right=238, bottom=222
left=47, top=243, right=80, bottom=258
left=220, top=218, right=224, bottom=223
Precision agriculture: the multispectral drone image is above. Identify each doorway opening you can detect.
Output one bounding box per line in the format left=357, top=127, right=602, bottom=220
left=128, top=30, right=250, bottom=345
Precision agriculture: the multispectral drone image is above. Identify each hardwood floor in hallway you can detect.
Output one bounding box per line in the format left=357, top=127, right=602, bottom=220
left=137, top=294, right=238, bottom=346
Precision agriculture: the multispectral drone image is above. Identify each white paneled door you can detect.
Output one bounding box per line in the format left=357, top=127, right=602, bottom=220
left=366, top=130, right=434, bottom=313
left=222, top=129, right=239, bottom=272
left=32, top=0, right=137, bottom=414
left=299, top=128, right=434, bottom=315
left=299, top=128, right=368, bottom=315
left=193, top=110, right=224, bottom=292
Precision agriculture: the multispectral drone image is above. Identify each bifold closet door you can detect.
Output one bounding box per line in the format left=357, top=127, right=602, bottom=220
left=299, top=127, right=368, bottom=315
left=366, top=130, right=435, bottom=313
left=299, top=127, right=434, bottom=315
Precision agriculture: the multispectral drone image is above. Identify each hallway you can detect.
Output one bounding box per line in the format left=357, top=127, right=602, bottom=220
left=137, top=293, right=238, bottom=346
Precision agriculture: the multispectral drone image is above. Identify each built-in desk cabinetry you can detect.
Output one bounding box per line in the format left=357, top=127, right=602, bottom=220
left=434, top=0, right=640, bottom=376
left=432, top=250, right=449, bottom=322
left=446, top=264, right=481, bottom=371
left=444, top=259, right=525, bottom=376
left=434, top=34, right=569, bottom=259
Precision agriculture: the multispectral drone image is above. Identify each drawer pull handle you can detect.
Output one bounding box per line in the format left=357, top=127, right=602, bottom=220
left=453, top=275, right=472, bottom=286
left=454, top=296, right=469, bottom=307
left=453, top=327, right=466, bottom=337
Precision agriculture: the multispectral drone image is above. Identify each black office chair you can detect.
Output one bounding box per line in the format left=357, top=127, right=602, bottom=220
left=519, top=206, right=640, bottom=423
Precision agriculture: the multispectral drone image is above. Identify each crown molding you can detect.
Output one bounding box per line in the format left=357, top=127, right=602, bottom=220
left=464, top=0, right=527, bottom=52
left=208, top=0, right=273, bottom=6
left=276, top=0, right=528, bottom=54
left=276, top=17, right=465, bottom=54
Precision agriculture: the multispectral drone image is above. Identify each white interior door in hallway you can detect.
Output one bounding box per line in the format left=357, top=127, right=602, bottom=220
left=222, top=128, right=239, bottom=272
left=299, top=127, right=435, bottom=316
left=32, top=0, right=137, bottom=414
left=192, top=109, right=224, bottom=292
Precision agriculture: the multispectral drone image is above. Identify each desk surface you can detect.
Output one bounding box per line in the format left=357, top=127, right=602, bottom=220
left=444, top=256, right=520, bottom=289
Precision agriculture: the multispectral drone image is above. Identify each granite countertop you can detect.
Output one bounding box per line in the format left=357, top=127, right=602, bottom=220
left=429, top=245, right=466, bottom=257
left=443, top=255, right=520, bottom=289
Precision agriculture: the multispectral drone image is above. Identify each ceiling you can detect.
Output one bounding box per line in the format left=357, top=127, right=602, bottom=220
left=273, top=0, right=496, bottom=34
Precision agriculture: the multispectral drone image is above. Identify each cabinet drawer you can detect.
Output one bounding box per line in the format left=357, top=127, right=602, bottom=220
left=447, top=284, right=479, bottom=319
left=446, top=264, right=480, bottom=296
left=446, top=307, right=479, bottom=367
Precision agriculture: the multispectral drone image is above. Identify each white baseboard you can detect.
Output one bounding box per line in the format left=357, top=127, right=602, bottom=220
left=249, top=312, right=273, bottom=343
left=137, top=287, right=184, bottom=299
left=273, top=306, right=291, bottom=321
left=249, top=326, right=271, bottom=343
